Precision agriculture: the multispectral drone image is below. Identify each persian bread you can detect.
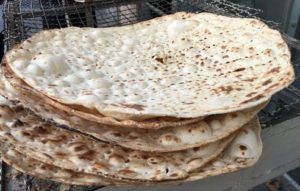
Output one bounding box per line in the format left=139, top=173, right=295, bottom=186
left=0, top=117, right=262, bottom=186
left=4, top=12, right=294, bottom=119
left=0, top=73, right=266, bottom=152
left=0, top=140, right=135, bottom=186
left=0, top=98, right=234, bottom=181
left=186, top=116, right=263, bottom=181
left=1, top=64, right=201, bottom=129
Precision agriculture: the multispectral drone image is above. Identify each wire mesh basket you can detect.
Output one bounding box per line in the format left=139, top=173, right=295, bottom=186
left=1, top=0, right=300, bottom=190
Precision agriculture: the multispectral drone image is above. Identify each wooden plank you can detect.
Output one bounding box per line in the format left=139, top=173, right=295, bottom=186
left=98, top=116, right=300, bottom=191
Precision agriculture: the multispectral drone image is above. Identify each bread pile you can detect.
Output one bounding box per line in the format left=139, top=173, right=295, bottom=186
left=0, top=12, right=294, bottom=186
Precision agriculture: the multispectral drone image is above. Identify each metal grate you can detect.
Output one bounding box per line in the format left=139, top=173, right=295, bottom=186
left=3, top=0, right=265, bottom=49
left=1, top=0, right=300, bottom=190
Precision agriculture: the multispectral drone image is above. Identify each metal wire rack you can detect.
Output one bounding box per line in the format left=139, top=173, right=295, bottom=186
left=1, top=0, right=300, bottom=190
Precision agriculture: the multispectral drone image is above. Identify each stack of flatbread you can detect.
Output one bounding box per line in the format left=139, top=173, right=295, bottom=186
left=0, top=12, right=294, bottom=186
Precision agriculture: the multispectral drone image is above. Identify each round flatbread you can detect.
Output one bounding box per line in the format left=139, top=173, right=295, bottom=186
left=4, top=12, right=294, bottom=119
left=0, top=99, right=234, bottom=181
left=1, top=64, right=200, bottom=129
left=0, top=116, right=262, bottom=186
left=0, top=71, right=266, bottom=152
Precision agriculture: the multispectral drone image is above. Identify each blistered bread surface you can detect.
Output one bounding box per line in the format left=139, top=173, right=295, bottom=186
left=0, top=97, right=233, bottom=181
left=6, top=12, right=294, bottom=118
left=0, top=73, right=264, bottom=152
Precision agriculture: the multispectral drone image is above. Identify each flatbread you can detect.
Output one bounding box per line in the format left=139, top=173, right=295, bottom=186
left=186, top=116, right=263, bottom=181
left=4, top=12, right=294, bottom=119
left=0, top=70, right=266, bottom=152
left=0, top=117, right=262, bottom=186
left=0, top=75, right=265, bottom=152
left=0, top=99, right=234, bottom=181
left=1, top=64, right=201, bottom=129
left=0, top=140, right=133, bottom=186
